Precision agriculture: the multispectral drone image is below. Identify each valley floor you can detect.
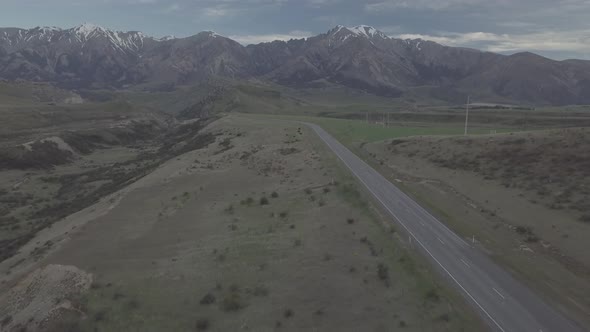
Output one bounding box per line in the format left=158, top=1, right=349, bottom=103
left=0, top=115, right=484, bottom=331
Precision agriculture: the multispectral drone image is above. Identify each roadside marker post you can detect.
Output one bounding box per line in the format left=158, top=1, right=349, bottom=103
left=464, top=96, right=470, bottom=136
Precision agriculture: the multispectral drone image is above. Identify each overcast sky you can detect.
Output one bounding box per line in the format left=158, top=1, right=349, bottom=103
left=2, top=0, right=590, bottom=60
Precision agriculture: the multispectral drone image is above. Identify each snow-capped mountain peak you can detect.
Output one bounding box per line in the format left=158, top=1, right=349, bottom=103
left=349, top=25, right=388, bottom=39
left=327, top=25, right=389, bottom=43
left=72, top=23, right=107, bottom=40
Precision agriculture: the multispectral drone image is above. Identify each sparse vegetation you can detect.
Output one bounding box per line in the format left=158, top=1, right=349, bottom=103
left=424, top=289, right=440, bottom=302
left=283, top=309, right=294, bottom=318
left=195, top=318, right=210, bottom=331
left=1, top=315, right=12, bottom=327
left=253, top=285, right=269, bottom=297
left=200, top=293, right=216, bottom=305
left=241, top=197, right=254, bottom=205
left=221, top=285, right=245, bottom=312
left=377, top=263, right=390, bottom=287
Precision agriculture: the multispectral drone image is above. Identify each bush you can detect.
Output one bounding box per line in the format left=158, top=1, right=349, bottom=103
left=377, top=263, right=390, bottom=286
left=241, top=197, right=254, bottom=205
left=425, top=289, right=440, bottom=302
left=260, top=197, right=269, bottom=205
left=347, top=218, right=355, bottom=224
left=253, top=285, right=269, bottom=297
left=221, top=293, right=244, bottom=312
left=515, top=226, right=531, bottom=235
left=323, top=187, right=331, bottom=194
left=1, top=316, right=12, bottom=327
left=279, top=211, right=288, bottom=219
left=284, top=309, right=294, bottom=318
left=437, top=313, right=450, bottom=322
left=271, top=191, right=279, bottom=198
left=94, top=310, right=107, bottom=321
left=195, top=318, right=210, bottom=331
left=304, top=188, right=313, bottom=195
left=200, top=293, right=216, bottom=305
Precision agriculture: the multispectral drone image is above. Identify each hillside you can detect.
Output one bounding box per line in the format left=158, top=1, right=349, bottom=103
left=2, top=24, right=590, bottom=105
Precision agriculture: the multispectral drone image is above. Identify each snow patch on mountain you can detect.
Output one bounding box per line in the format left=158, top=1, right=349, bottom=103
left=73, top=23, right=107, bottom=41
left=327, top=25, right=389, bottom=44
left=157, top=35, right=176, bottom=41
left=348, top=25, right=387, bottom=39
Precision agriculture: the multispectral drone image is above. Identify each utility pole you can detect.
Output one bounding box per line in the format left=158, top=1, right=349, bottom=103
left=464, top=95, right=471, bottom=136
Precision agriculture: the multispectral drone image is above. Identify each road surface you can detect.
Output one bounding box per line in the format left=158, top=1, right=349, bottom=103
left=308, top=123, right=585, bottom=332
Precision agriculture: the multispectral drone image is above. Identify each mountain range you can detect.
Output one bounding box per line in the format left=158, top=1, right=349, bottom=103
left=1, top=23, right=590, bottom=105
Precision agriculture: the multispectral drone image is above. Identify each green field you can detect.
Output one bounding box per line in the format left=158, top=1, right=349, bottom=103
left=244, top=113, right=513, bottom=146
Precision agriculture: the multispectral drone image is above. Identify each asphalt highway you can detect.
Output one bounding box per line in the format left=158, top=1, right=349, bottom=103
left=308, top=123, right=585, bottom=332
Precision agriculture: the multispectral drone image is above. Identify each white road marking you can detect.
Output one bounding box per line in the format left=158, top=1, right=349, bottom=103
left=493, top=287, right=505, bottom=300
left=438, top=237, right=446, bottom=245
left=460, top=258, right=470, bottom=268
left=311, top=126, right=506, bottom=332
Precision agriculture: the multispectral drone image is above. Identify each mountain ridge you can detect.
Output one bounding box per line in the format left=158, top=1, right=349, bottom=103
left=1, top=23, right=590, bottom=105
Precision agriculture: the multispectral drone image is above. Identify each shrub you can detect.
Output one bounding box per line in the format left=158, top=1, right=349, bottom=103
left=241, top=197, right=254, bottom=205
left=323, top=187, right=331, bottom=194
left=271, top=191, right=279, bottom=198
left=253, top=286, right=269, bottom=297
left=195, top=318, right=210, bottom=331
left=225, top=205, right=234, bottom=214
left=515, top=226, right=531, bottom=235
left=304, top=188, right=313, bottom=195
left=260, top=197, right=269, bottom=205
left=279, top=211, right=288, bottom=219
left=200, top=293, right=216, bottom=305
left=347, top=218, right=355, bottom=224
left=284, top=309, right=294, bottom=318
left=1, top=316, right=12, bottom=327
left=94, top=310, right=107, bottom=321
left=424, top=289, right=440, bottom=302
left=377, top=263, right=390, bottom=286
left=221, top=293, right=244, bottom=312
left=437, top=313, right=450, bottom=322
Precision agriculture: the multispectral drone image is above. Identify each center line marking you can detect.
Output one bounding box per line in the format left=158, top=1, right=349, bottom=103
left=493, top=288, right=505, bottom=300
left=310, top=125, right=506, bottom=332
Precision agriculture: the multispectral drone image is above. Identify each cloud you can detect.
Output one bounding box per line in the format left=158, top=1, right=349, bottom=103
left=163, top=3, right=180, bottom=13
left=230, top=30, right=312, bottom=45
left=365, top=0, right=487, bottom=11
left=395, top=29, right=590, bottom=56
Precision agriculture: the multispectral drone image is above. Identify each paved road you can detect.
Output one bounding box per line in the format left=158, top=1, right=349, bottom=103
left=308, top=123, right=585, bottom=332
